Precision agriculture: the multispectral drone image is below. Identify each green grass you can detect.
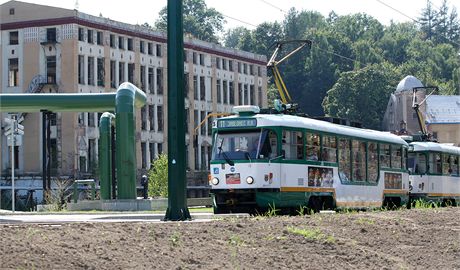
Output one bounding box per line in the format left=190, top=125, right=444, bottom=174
left=356, top=217, right=375, bottom=225
left=411, top=199, right=441, bottom=209
left=286, top=226, right=335, bottom=243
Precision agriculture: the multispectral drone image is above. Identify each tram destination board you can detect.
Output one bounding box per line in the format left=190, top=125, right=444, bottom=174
left=217, top=119, right=257, bottom=128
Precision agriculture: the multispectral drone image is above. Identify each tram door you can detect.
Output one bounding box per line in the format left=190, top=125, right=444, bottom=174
left=261, top=130, right=281, bottom=188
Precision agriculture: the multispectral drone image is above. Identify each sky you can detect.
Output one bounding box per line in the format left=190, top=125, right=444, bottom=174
left=1, top=0, right=456, bottom=32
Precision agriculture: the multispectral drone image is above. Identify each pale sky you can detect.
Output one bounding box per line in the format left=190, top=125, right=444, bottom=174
left=1, top=0, right=456, bottom=32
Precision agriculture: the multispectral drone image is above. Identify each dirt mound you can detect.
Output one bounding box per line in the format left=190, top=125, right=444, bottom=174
left=1, top=208, right=459, bottom=269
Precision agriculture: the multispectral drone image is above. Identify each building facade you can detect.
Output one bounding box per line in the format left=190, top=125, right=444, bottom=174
left=383, top=75, right=460, bottom=146
left=0, top=1, right=268, bottom=180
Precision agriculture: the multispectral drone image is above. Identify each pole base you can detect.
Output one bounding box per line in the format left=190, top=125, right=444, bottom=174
left=163, top=207, right=192, bottom=221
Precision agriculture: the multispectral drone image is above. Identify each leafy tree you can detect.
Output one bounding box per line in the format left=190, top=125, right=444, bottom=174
left=323, top=63, right=401, bottom=129
left=155, top=0, right=225, bottom=43
left=224, top=27, right=252, bottom=48
left=148, top=154, right=168, bottom=197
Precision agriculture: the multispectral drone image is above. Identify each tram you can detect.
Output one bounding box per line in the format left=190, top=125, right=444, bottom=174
left=407, top=141, right=460, bottom=205
left=209, top=105, right=410, bottom=213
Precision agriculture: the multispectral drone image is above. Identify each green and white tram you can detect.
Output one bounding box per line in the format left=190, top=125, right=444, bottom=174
left=209, top=106, right=410, bottom=213
left=407, top=141, right=460, bottom=205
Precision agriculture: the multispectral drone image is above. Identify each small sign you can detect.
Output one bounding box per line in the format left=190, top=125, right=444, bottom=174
left=213, top=167, right=219, bottom=174
left=226, top=173, right=241, bottom=184
left=217, top=118, right=257, bottom=128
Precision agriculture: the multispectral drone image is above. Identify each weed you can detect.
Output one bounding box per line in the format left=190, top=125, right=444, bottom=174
left=170, top=231, right=181, bottom=247
left=265, top=203, right=279, bottom=217
left=296, top=206, right=309, bottom=216
left=411, top=199, right=440, bottom=209
left=286, top=226, right=335, bottom=243
left=356, top=217, right=375, bottom=225
left=228, top=235, right=245, bottom=247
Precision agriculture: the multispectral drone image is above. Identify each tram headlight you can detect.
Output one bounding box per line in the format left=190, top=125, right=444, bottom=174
left=246, top=176, right=255, bottom=185
left=211, top=177, right=219, bottom=185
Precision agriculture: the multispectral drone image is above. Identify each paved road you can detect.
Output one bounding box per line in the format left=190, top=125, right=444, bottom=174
left=0, top=212, right=249, bottom=224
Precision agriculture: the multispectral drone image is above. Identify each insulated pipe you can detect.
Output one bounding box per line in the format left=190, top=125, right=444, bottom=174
left=98, top=112, right=115, bottom=200
left=115, top=82, right=146, bottom=199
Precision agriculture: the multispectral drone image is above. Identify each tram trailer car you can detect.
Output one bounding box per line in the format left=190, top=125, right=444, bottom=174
left=209, top=106, right=410, bottom=214
left=407, top=141, right=460, bottom=206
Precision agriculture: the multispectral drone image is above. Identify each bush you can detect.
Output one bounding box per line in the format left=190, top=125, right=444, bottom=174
left=148, top=154, right=168, bottom=197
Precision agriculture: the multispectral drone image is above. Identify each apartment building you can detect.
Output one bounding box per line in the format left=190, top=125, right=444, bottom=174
left=0, top=1, right=268, bottom=180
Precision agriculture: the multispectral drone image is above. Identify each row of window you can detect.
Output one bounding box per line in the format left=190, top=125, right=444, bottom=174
left=280, top=130, right=407, bottom=183
left=140, top=105, right=164, bottom=132
left=140, top=142, right=164, bottom=169
left=409, top=152, right=460, bottom=176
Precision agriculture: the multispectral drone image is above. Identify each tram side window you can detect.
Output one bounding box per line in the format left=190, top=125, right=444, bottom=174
left=352, top=140, right=366, bottom=181
left=306, top=133, right=320, bottom=161
left=322, top=135, right=337, bottom=163
left=415, top=153, right=427, bottom=174
left=380, top=144, right=390, bottom=168
left=282, top=130, right=303, bottom=160
left=259, top=130, right=278, bottom=159
left=442, top=154, right=450, bottom=175
left=429, top=152, right=442, bottom=174
left=338, top=138, right=351, bottom=181
left=368, top=142, right=378, bottom=182
left=452, top=155, right=459, bottom=176
left=391, top=146, right=402, bottom=169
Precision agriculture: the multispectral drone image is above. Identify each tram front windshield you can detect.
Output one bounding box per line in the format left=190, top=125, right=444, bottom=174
left=212, top=129, right=275, bottom=161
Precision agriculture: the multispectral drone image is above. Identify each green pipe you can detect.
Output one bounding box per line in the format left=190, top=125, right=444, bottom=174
left=115, top=82, right=146, bottom=199
left=98, top=112, right=115, bottom=200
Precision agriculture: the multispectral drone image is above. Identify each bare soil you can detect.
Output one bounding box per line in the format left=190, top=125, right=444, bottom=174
left=1, top=207, right=459, bottom=269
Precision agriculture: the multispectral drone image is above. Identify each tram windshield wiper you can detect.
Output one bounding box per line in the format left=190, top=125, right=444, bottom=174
left=218, top=144, right=234, bottom=166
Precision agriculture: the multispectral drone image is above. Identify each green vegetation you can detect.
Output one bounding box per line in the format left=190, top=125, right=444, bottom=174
left=356, top=217, right=375, bottom=225
left=411, top=199, right=441, bottom=209
left=286, top=227, right=335, bottom=243
left=148, top=154, right=168, bottom=198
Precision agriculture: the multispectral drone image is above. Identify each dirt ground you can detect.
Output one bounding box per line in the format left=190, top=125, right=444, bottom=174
left=0, top=207, right=459, bottom=270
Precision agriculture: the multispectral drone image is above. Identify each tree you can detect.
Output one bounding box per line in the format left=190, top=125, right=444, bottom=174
left=323, top=63, right=401, bottom=129
left=148, top=154, right=168, bottom=198
left=224, top=27, right=252, bottom=48
left=155, top=0, right=225, bottom=43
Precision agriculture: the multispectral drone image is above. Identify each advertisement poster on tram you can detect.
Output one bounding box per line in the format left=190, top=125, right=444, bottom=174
left=384, top=172, right=402, bottom=189
left=308, top=167, right=333, bottom=187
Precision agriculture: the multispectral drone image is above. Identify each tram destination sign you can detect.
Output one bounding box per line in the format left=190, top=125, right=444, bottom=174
left=217, top=118, right=257, bottom=128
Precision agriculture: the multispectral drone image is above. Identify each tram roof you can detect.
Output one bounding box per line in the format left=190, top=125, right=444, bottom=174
left=410, top=142, right=460, bottom=155
left=219, top=113, right=408, bottom=146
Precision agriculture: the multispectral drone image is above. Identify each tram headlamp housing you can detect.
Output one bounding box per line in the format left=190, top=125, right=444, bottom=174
left=246, top=176, right=255, bottom=185
left=211, top=177, right=219, bottom=185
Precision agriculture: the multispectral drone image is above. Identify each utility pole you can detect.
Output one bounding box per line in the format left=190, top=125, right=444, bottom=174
left=164, top=0, right=191, bottom=221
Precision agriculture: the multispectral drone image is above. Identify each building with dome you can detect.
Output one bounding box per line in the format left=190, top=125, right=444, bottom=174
left=382, top=75, right=460, bottom=146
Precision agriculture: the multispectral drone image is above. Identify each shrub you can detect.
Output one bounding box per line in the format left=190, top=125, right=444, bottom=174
left=148, top=154, right=168, bottom=197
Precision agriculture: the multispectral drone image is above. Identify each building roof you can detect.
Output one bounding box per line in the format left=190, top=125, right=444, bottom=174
left=425, top=95, right=460, bottom=124
left=395, top=75, right=423, bottom=93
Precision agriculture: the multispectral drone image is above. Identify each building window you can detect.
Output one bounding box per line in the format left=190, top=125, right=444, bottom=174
left=216, top=57, right=221, bottom=69
left=141, top=142, right=147, bottom=169
left=184, top=72, right=189, bottom=98
left=118, top=36, right=124, bottom=49
left=244, top=84, right=249, bottom=105
left=156, top=44, right=162, bottom=57
left=140, top=41, right=145, bottom=53
left=87, top=29, right=94, bottom=44
left=97, top=58, right=105, bottom=87
left=157, top=105, right=163, bottom=132
left=250, top=85, right=255, bottom=105
left=149, top=105, right=155, bottom=131
left=238, top=62, right=241, bottom=73
left=140, top=65, right=146, bottom=90
left=249, top=64, right=254, bottom=75
left=8, top=58, right=19, bottom=87
left=158, top=143, right=163, bottom=155
left=199, top=54, right=205, bottom=66
left=78, top=27, right=85, bottom=41
left=223, top=80, right=228, bottom=104
left=222, top=59, right=227, bottom=70
left=207, top=112, right=212, bottom=136
left=9, top=31, right=19, bottom=45
left=229, top=60, right=233, bottom=72
left=243, top=63, right=248, bottom=75
left=156, top=68, right=163, bottom=95
left=200, top=111, right=206, bottom=135
left=87, top=57, right=95, bottom=85
left=78, top=55, right=85, bottom=85
left=9, top=8, right=14, bottom=15
left=257, top=66, right=261, bottom=76
left=141, top=106, right=147, bottom=130
left=258, top=86, right=262, bottom=107
left=96, top=31, right=103, bottom=45
left=88, top=139, right=97, bottom=174
left=193, top=52, right=197, bottom=64
left=119, top=62, right=125, bottom=83
left=127, top=38, right=134, bottom=51
left=127, top=63, right=135, bottom=84
left=229, top=81, right=235, bottom=105
left=216, top=79, right=221, bottom=103
left=45, top=28, right=56, bottom=43
left=193, top=75, right=198, bottom=100
left=149, top=143, right=156, bottom=165
left=110, top=34, right=116, bottom=48
left=148, top=42, right=153, bottom=55
left=194, top=109, right=199, bottom=135
left=110, top=60, right=116, bottom=88
left=148, top=67, right=154, bottom=94
left=238, top=83, right=243, bottom=105
left=183, top=50, right=188, bottom=62
left=88, top=112, right=95, bottom=127
left=46, top=56, right=56, bottom=84
left=200, top=76, right=206, bottom=101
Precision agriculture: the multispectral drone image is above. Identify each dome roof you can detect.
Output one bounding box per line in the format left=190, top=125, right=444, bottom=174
left=396, top=75, right=423, bottom=93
